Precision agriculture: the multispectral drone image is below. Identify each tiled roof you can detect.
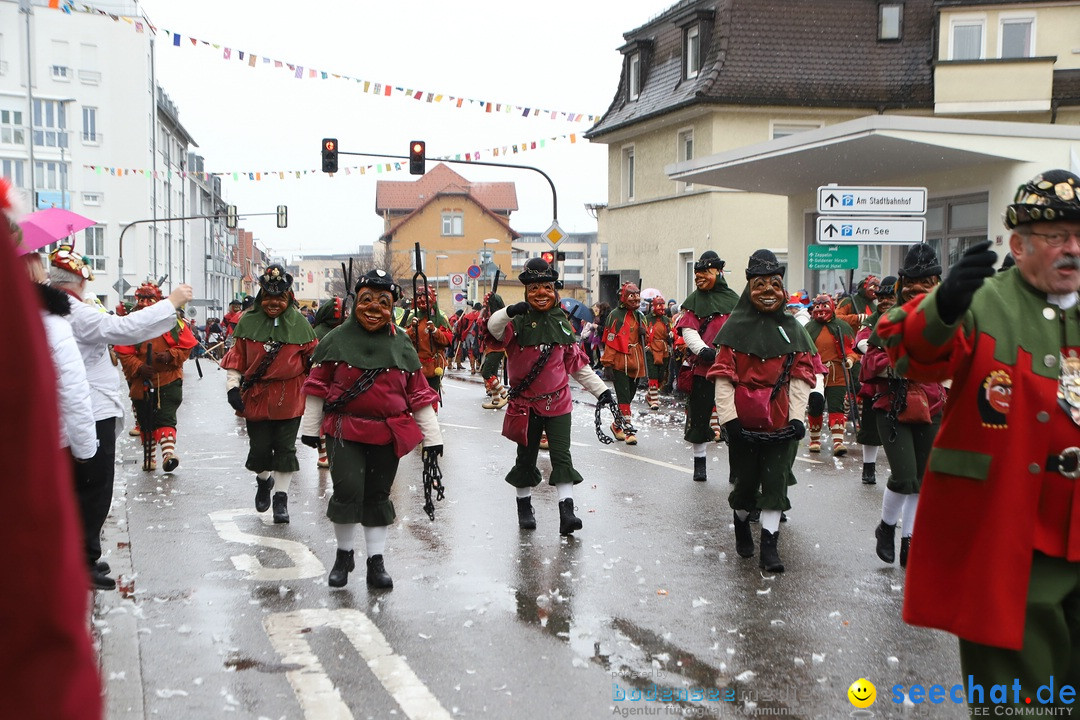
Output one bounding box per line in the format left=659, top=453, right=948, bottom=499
left=374, top=163, right=518, bottom=213
left=588, top=0, right=937, bottom=138
left=1055, top=69, right=1080, bottom=107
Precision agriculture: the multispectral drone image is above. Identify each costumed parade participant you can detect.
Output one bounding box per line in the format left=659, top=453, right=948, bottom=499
left=676, top=251, right=740, bottom=481
left=311, top=296, right=347, bottom=468
left=601, top=282, right=646, bottom=444
left=222, top=298, right=244, bottom=337
left=853, top=276, right=897, bottom=484
left=645, top=294, right=673, bottom=411
left=485, top=257, right=617, bottom=535
left=299, top=269, right=443, bottom=589
left=879, top=171, right=1080, bottom=709
left=221, top=264, right=317, bottom=524
left=479, top=292, right=509, bottom=410
left=115, top=282, right=197, bottom=472
left=400, top=287, right=452, bottom=401
left=866, top=247, right=947, bottom=567
left=803, top=294, right=859, bottom=456
left=709, top=250, right=817, bottom=572
left=836, top=275, right=879, bottom=328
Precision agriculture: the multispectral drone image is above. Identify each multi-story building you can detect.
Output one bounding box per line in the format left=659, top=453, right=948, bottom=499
left=290, top=248, right=375, bottom=307
left=185, top=152, right=241, bottom=323
left=587, top=0, right=1080, bottom=301
left=511, top=232, right=603, bottom=304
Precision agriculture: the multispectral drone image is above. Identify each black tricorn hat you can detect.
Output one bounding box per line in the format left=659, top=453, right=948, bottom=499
left=877, top=275, right=898, bottom=297
left=898, top=243, right=942, bottom=279
left=518, top=256, right=558, bottom=284
left=745, top=249, right=785, bottom=279
left=694, top=250, right=725, bottom=273
left=258, top=264, right=293, bottom=296
left=354, top=268, right=401, bottom=301
left=1005, top=169, right=1080, bottom=229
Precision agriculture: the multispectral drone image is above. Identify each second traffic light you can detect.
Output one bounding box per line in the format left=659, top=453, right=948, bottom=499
left=409, top=140, right=426, bottom=175
left=321, top=138, right=338, bottom=173
left=541, top=251, right=566, bottom=264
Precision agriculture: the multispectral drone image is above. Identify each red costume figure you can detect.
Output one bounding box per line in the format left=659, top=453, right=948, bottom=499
left=645, top=295, right=673, bottom=411
left=601, top=282, right=646, bottom=444
left=401, top=287, right=453, bottom=401
left=803, top=294, right=858, bottom=455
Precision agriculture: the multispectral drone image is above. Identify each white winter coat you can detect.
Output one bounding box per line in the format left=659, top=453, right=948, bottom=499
left=40, top=310, right=98, bottom=460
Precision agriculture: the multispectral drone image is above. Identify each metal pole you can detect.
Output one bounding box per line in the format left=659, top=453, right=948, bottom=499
left=21, top=0, right=35, bottom=206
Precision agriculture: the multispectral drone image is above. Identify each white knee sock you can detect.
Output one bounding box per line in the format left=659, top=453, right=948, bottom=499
left=334, top=523, right=357, bottom=552
left=516, top=486, right=532, bottom=499
left=256, top=470, right=271, bottom=480
left=862, top=445, right=879, bottom=463
left=692, top=443, right=707, bottom=458
left=735, top=509, right=750, bottom=522
left=901, top=494, right=919, bottom=538
left=761, top=510, right=782, bottom=534
left=881, top=489, right=905, bottom=526
left=556, top=483, right=573, bottom=501
left=274, top=471, right=293, bottom=493
left=364, top=525, right=387, bottom=557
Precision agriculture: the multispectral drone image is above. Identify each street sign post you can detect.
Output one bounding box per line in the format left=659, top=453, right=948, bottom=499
left=807, top=245, right=860, bottom=270
left=449, top=273, right=466, bottom=290
left=113, top=278, right=132, bottom=296
left=817, top=186, right=927, bottom=215
left=817, top=216, right=926, bottom=245
left=541, top=221, right=566, bottom=250
left=466, top=265, right=482, bottom=279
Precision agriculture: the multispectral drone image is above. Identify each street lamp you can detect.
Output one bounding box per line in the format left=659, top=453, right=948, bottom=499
left=481, top=238, right=500, bottom=294
left=435, top=254, right=448, bottom=291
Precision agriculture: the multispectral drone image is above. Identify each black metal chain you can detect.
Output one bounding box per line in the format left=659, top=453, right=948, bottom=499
left=422, top=449, right=444, bottom=521
left=323, top=368, right=387, bottom=414
left=507, top=344, right=553, bottom=400
left=240, top=341, right=283, bottom=391
left=594, top=394, right=634, bottom=444
left=738, top=424, right=801, bottom=443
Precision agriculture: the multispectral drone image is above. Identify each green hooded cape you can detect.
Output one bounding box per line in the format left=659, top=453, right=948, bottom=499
left=715, top=287, right=817, bottom=359
left=312, top=318, right=421, bottom=372
left=680, top=276, right=740, bottom=318
left=232, top=293, right=317, bottom=345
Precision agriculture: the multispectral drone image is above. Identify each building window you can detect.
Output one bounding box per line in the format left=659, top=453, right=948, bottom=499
left=1000, top=17, right=1033, bottom=59
left=879, top=3, right=903, bottom=40
left=1, top=158, right=24, bottom=187
left=33, top=160, right=67, bottom=191
left=441, top=212, right=464, bottom=236
left=677, top=129, right=694, bottom=191
left=627, top=53, right=641, bottom=101
left=84, top=225, right=106, bottom=271
left=82, top=192, right=102, bottom=205
left=32, top=99, right=68, bottom=148
left=82, top=107, right=98, bottom=143
left=950, top=18, right=984, bottom=60
left=623, top=146, right=635, bottom=202
left=0, top=109, right=24, bottom=145
left=771, top=122, right=822, bottom=139
left=685, top=25, right=701, bottom=79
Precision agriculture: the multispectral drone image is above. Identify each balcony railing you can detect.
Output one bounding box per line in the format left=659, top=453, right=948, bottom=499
left=935, top=56, right=1055, bottom=114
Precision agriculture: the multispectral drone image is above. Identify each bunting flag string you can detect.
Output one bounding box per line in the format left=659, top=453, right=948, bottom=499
left=47, top=3, right=601, bottom=125
left=82, top=133, right=581, bottom=180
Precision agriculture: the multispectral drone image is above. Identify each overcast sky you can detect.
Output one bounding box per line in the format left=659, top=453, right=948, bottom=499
left=134, top=0, right=669, bottom=258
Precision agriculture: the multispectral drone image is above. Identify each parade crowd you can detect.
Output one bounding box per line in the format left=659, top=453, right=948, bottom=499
left=7, top=168, right=1080, bottom=716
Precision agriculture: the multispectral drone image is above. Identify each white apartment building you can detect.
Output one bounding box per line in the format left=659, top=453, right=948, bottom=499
left=512, top=231, right=604, bottom=304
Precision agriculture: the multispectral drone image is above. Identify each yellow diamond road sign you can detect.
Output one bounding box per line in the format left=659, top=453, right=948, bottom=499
left=541, top=221, right=566, bottom=249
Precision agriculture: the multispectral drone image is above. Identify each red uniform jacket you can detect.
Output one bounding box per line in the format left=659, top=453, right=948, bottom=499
left=221, top=338, right=317, bottom=420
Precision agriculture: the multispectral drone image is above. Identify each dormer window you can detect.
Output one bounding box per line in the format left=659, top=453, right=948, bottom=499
left=685, top=26, right=701, bottom=79
left=628, top=52, right=641, bottom=101
left=878, top=3, right=903, bottom=41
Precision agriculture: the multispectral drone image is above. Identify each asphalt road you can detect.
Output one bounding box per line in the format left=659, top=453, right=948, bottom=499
left=92, top=362, right=963, bottom=720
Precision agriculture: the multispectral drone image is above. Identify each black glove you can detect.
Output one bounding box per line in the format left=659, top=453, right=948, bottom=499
left=227, top=387, right=245, bottom=413
left=935, top=240, right=997, bottom=325
left=597, top=389, right=615, bottom=406
left=788, top=419, right=806, bottom=440
left=423, top=444, right=444, bottom=460
left=697, top=347, right=717, bottom=365
left=506, top=301, right=530, bottom=318
left=723, top=418, right=743, bottom=443
left=300, top=435, right=320, bottom=449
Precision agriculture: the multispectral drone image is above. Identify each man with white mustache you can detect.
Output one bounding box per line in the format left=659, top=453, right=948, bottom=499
left=877, top=169, right=1080, bottom=712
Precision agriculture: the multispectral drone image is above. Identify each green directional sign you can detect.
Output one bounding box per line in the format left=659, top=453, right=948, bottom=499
left=807, top=245, right=859, bottom=270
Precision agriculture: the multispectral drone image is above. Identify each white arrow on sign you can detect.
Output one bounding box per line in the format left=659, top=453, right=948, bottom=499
left=817, top=216, right=926, bottom=245
left=817, top=186, right=927, bottom=215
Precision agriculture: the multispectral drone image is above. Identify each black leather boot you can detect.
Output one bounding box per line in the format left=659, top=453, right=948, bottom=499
left=558, top=498, right=582, bottom=535
left=328, top=549, right=355, bottom=587
left=516, top=497, right=536, bottom=530
left=272, top=492, right=289, bottom=524
left=733, top=511, right=755, bottom=558
left=692, top=456, right=707, bottom=482
left=875, top=520, right=896, bottom=564
left=861, top=462, right=877, bottom=485
left=759, top=529, right=784, bottom=573
left=900, top=536, right=911, bottom=568
left=254, top=475, right=274, bottom=512
left=366, top=554, right=393, bottom=589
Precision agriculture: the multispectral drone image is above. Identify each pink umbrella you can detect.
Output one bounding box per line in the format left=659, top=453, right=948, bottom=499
left=16, top=207, right=97, bottom=255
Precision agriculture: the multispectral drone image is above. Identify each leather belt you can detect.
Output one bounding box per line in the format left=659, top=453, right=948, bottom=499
left=1047, top=447, right=1080, bottom=478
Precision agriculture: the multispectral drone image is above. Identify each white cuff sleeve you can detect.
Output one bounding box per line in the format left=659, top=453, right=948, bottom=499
left=714, top=379, right=737, bottom=424
left=300, top=395, right=324, bottom=437
left=681, top=327, right=708, bottom=355
left=571, top=365, right=610, bottom=398
left=789, top=378, right=814, bottom=420
left=856, top=338, right=869, bottom=354
left=487, top=308, right=510, bottom=341
left=414, top=404, right=443, bottom=446
left=226, top=368, right=242, bottom=391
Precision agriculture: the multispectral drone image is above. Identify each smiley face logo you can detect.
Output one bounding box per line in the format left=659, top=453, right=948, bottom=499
left=848, top=678, right=876, bottom=708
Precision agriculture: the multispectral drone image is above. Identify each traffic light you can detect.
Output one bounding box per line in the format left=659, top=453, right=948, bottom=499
left=321, top=138, right=338, bottom=173
left=409, top=140, right=426, bottom=175
left=540, top=251, right=555, bottom=264
left=556, top=251, right=566, bottom=262
left=225, top=205, right=238, bottom=229
left=276, top=204, right=288, bottom=229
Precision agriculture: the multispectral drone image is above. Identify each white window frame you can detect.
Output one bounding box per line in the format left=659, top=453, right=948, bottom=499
left=83, top=225, right=106, bottom=271
left=770, top=121, right=823, bottom=140
left=949, top=15, right=986, bottom=61
left=82, top=106, right=98, bottom=144
left=677, top=128, right=694, bottom=192
left=685, top=25, right=701, bottom=79
left=998, top=13, right=1035, bottom=59
left=622, top=145, right=636, bottom=202
left=0, top=108, right=24, bottom=145
left=627, top=52, right=641, bottom=101
left=82, top=192, right=102, bottom=206
left=441, top=212, right=464, bottom=237
left=878, top=3, right=903, bottom=40
left=50, top=65, right=70, bottom=81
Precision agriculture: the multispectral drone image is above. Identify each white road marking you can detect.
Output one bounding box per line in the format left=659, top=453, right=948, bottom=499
left=208, top=508, right=325, bottom=581
left=599, top=448, right=692, bottom=474
left=439, top=422, right=481, bottom=430
left=795, top=456, right=825, bottom=465
left=264, top=608, right=453, bottom=720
